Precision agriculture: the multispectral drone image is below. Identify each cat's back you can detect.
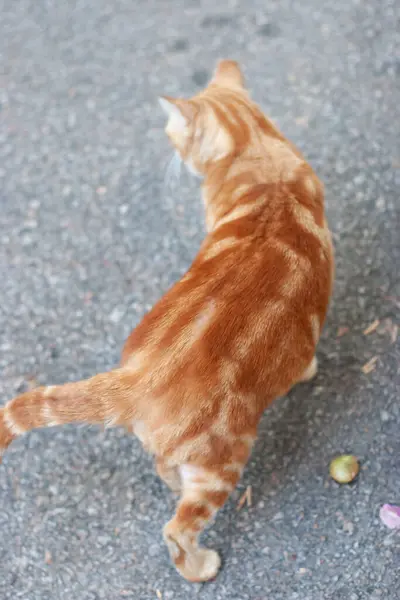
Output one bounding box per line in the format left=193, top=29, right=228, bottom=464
left=122, top=106, right=333, bottom=399
left=122, top=181, right=332, bottom=381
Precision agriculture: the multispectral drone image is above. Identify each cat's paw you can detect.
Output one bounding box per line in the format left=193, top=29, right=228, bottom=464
left=181, top=548, right=221, bottom=582
left=195, top=548, right=221, bottom=582
left=164, top=525, right=221, bottom=582
left=298, top=356, right=318, bottom=382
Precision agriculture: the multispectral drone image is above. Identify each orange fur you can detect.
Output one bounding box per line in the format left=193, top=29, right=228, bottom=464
left=0, top=60, right=334, bottom=582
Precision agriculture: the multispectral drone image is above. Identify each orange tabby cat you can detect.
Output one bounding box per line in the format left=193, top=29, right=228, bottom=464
left=0, top=60, right=334, bottom=582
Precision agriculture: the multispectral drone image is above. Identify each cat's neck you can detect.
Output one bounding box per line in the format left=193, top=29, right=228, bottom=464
left=202, top=139, right=303, bottom=232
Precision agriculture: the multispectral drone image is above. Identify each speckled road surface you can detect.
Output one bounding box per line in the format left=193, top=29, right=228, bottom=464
left=0, top=1, right=399, bottom=599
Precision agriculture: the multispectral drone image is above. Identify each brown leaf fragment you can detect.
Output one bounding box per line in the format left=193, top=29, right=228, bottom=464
left=363, top=319, right=380, bottom=335
left=361, top=356, right=378, bottom=374
left=336, top=326, right=349, bottom=338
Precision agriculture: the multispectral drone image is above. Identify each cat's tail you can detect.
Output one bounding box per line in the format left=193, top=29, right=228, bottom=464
left=0, top=369, right=138, bottom=461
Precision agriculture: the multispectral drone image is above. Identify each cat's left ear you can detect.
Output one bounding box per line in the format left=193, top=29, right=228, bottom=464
left=158, top=96, right=196, bottom=130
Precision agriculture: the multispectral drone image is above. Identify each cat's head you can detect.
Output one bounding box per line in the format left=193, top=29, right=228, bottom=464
left=159, top=60, right=248, bottom=176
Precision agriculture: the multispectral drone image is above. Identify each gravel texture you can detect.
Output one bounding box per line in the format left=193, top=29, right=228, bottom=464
left=1, top=1, right=399, bottom=599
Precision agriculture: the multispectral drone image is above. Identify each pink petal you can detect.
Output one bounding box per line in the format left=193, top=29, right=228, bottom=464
left=380, top=504, right=400, bottom=530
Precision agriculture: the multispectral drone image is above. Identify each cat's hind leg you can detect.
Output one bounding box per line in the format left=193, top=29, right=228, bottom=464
left=163, top=463, right=241, bottom=582
left=162, top=433, right=255, bottom=581
left=156, top=459, right=181, bottom=494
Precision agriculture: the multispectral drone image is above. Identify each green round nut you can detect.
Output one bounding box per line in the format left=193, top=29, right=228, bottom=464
left=329, top=455, right=360, bottom=484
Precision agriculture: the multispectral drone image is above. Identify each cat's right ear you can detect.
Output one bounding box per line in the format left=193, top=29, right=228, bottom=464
left=211, top=60, right=245, bottom=89
left=158, top=97, right=196, bottom=131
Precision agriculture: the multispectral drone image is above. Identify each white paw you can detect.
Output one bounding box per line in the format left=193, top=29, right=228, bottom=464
left=195, top=548, right=221, bottom=582
left=300, top=356, right=318, bottom=382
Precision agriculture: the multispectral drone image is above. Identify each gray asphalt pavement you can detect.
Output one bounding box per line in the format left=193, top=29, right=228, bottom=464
left=1, top=1, right=399, bottom=599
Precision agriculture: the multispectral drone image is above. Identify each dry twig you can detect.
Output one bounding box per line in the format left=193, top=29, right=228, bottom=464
left=237, top=486, right=252, bottom=511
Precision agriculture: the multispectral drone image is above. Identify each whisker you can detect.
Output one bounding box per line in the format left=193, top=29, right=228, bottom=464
left=164, top=151, right=182, bottom=195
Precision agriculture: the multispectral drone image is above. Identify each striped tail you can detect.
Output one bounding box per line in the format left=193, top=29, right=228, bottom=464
left=0, top=369, right=137, bottom=461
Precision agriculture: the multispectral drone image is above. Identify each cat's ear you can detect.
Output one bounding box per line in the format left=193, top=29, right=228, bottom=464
left=211, top=60, right=245, bottom=89
left=158, top=96, right=196, bottom=130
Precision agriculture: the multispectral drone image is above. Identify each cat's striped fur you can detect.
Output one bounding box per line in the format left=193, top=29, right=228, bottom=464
left=0, top=60, right=334, bottom=582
